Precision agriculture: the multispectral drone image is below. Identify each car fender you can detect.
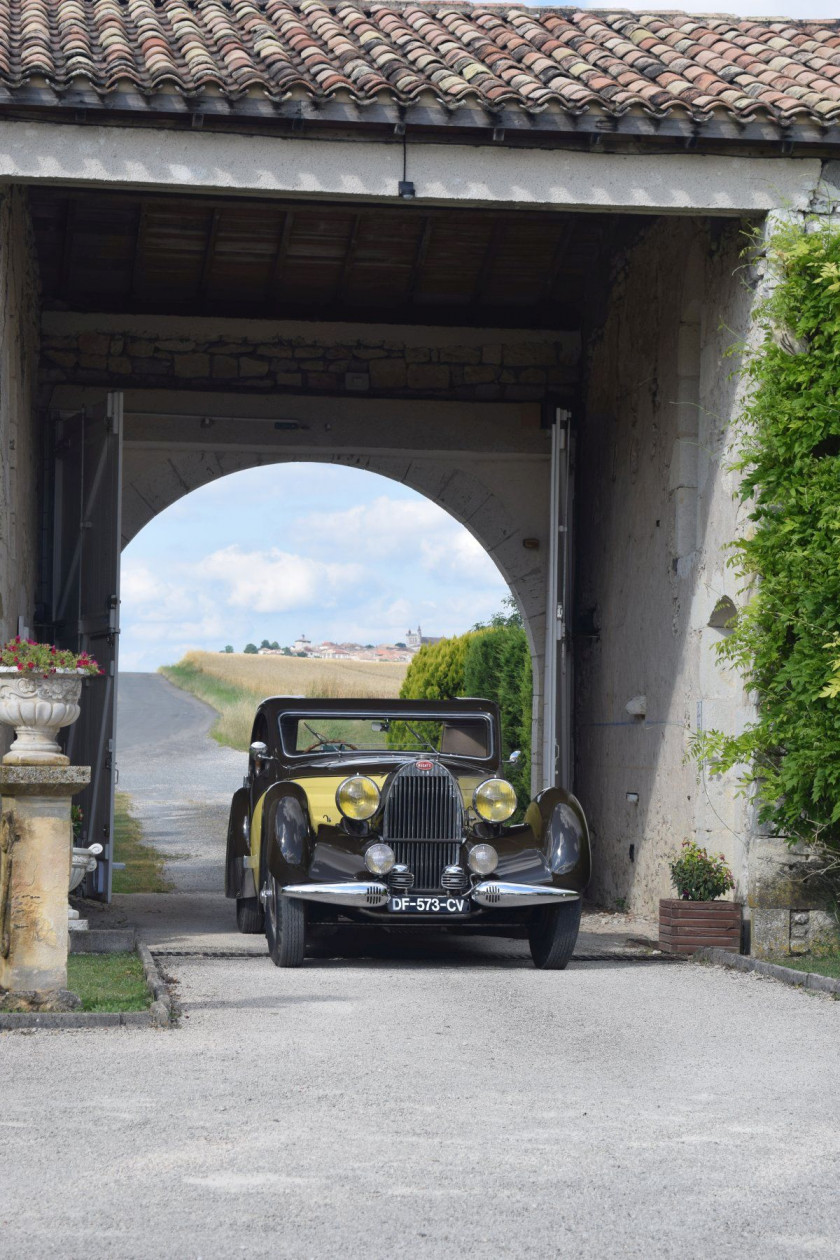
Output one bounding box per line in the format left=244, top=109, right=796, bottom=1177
left=261, top=782, right=314, bottom=885
left=225, top=787, right=253, bottom=899
left=524, top=787, right=591, bottom=889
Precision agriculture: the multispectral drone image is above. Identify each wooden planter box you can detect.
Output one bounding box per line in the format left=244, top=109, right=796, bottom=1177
left=659, top=899, right=742, bottom=955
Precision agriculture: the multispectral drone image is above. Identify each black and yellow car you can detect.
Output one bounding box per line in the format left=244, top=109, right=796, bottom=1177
left=225, top=697, right=590, bottom=969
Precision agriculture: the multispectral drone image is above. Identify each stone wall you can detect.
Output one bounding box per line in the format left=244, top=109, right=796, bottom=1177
left=0, top=186, right=40, bottom=650
left=575, top=214, right=756, bottom=919
left=40, top=315, right=579, bottom=405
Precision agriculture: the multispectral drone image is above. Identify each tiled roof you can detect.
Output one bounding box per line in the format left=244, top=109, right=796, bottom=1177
left=1, top=2, right=839, bottom=127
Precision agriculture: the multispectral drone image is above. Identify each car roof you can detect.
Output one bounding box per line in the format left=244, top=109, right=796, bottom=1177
left=258, top=696, right=500, bottom=720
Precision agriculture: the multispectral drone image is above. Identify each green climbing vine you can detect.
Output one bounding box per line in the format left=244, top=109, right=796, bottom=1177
left=694, top=219, right=840, bottom=878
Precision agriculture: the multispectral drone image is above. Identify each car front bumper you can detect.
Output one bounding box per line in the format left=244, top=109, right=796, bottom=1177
left=281, top=880, right=579, bottom=910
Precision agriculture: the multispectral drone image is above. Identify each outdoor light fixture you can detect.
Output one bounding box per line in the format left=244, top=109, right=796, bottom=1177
left=398, top=180, right=415, bottom=199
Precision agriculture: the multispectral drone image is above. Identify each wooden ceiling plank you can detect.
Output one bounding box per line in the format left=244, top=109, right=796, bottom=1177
left=541, top=222, right=576, bottom=304
left=130, top=200, right=153, bottom=299
left=333, top=213, right=361, bottom=304
left=198, top=207, right=223, bottom=300
left=265, top=210, right=294, bottom=305
left=470, top=217, right=508, bottom=306
left=406, top=216, right=433, bottom=302
left=58, top=199, right=77, bottom=303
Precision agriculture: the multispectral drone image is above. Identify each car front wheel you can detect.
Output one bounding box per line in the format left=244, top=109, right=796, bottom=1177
left=265, top=873, right=307, bottom=967
left=529, top=899, right=581, bottom=970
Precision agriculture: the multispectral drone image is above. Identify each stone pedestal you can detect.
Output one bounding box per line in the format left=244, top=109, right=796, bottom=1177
left=0, top=765, right=90, bottom=996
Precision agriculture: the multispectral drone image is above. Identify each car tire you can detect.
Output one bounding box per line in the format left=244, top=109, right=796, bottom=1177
left=528, top=899, right=581, bottom=970
left=265, top=873, right=307, bottom=967
left=236, top=896, right=265, bottom=934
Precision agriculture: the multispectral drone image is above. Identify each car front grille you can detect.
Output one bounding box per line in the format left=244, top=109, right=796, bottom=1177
left=389, top=841, right=462, bottom=892
left=383, top=761, right=464, bottom=891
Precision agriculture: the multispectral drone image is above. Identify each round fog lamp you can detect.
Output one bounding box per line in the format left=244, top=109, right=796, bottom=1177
left=336, top=775, right=380, bottom=821
left=468, top=842, right=499, bottom=876
left=473, top=778, right=517, bottom=823
left=365, top=843, right=396, bottom=876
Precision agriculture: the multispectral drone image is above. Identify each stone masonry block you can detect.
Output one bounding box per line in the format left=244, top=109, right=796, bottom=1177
left=306, top=373, right=336, bottom=390
left=369, top=359, right=407, bottom=389
left=444, top=346, right=482, bottom=364
left=406, top=347, right=430, bottom=363
left=274, top=372, right=304, bottom=387
left=174, top=353, right=211, bottom=378
left=482, top=345, right=503, bottom=365
left=352, top=347, right=389, bottom=360
left=750, top=908, right=789, bottom=958
left=407, top=363, right=450, bottom=390
left=675, top=376, right=701, bottom=437
left=127, top=339, right=156, bottom=357
left=502, top=342, right=558, bottom=367
left=158, top=338, right=195, bottom=353
left=677, top=323, right=702, bottom=377
left=78, top=331, right=110, bottom=357
left=240, top=357, right=269, bottom=377
left=463, top=365, right=497, bottom=385
left=668, top=437, right=698, bottom=491
left=108, top=356, right=132, bottom=374
left=212, top=355, right=238, bottom=377
left=44, top=350, right=76, bottom=367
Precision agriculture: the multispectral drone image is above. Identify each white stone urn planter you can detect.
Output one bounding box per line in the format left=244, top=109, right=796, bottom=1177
left=69, top=842, right=103, bottom=930
left=0, top=668, right=83, bottom=765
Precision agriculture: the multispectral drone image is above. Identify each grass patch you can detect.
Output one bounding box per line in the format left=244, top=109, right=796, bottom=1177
left=769, top=953, right=840, bottom=980
left=112, top=792, right=172, bottom=894
left=161, top=650, right=407, bottom=752
left=67, top=952, right=151, bottom=1012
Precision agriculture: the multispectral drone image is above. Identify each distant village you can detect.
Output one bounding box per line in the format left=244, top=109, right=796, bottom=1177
left=230, top=627, right=442, bottom=665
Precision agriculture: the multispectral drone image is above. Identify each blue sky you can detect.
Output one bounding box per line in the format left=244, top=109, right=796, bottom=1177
left=120, top=463, right=509, bottom=672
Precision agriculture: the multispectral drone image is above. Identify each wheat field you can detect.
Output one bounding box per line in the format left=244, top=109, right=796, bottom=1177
left=160, top=650, right=407, bottom=751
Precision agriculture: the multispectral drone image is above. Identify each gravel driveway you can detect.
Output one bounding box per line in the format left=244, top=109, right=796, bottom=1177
left=3, top=673, right=838, bottom=1258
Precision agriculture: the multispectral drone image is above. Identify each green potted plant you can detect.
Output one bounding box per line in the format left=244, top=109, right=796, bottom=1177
left=659, top=840, right=741, bottom=954
left=0, top=637, right=101, bottom=765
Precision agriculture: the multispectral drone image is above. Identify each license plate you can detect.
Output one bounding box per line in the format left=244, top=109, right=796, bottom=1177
left=388, top=895, right=470, bottom=915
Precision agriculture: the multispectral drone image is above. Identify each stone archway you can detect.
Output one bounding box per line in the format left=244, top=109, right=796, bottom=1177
left=51, top=386, right=555, bottom=797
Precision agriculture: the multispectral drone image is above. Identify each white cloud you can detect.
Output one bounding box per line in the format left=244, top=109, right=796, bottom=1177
left=119, top=468, right=510, bottom=671
left=197, top=545, right=367, bottom=613
left=295, top=495, right=502, bottom=585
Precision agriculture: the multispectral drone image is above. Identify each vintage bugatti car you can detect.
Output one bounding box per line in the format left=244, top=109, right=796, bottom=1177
left=225, top=697, right=590, bottom=969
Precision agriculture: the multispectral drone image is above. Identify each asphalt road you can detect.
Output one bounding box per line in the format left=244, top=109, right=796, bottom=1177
left=3, top=674, right=839, bottom=1258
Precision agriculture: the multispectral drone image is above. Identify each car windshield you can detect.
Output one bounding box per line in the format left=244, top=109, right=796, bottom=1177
left=278, top=712, right=492, bottom=759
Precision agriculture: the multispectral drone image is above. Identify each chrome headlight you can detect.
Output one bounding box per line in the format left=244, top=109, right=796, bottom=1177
left=365, top=842, right=395, bottom=875
left=468, top=842, right=499, bottom=875
left=473, top=778, right=517, bottom=823
left=336, top=775, right=380, bottom=821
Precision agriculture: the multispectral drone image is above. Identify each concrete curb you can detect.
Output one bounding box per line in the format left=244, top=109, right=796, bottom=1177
left=694, top=946, right=840, bottom=995
left=70, top=928, right=137, bottom=954
left=0, top=942, right=172, bottom=1030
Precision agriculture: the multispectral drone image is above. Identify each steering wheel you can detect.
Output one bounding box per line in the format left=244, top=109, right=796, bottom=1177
left=303, top=739, right=359, bottom=753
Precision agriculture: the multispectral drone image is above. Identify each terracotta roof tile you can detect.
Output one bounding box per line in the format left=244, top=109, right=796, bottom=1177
left=0, top=2, right=838, bottom=127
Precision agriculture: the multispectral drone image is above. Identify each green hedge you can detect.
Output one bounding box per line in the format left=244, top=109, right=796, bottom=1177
left=399, top=610, right=532, bottom=808
left=695, top=221, right=840, bottom=862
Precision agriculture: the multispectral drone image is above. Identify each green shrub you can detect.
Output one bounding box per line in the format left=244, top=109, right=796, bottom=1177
left=397, top=605, right=532, bottom=807
left=693, top=221, right=840, bottom=874
left=668, top=841, right=735, bottom=902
